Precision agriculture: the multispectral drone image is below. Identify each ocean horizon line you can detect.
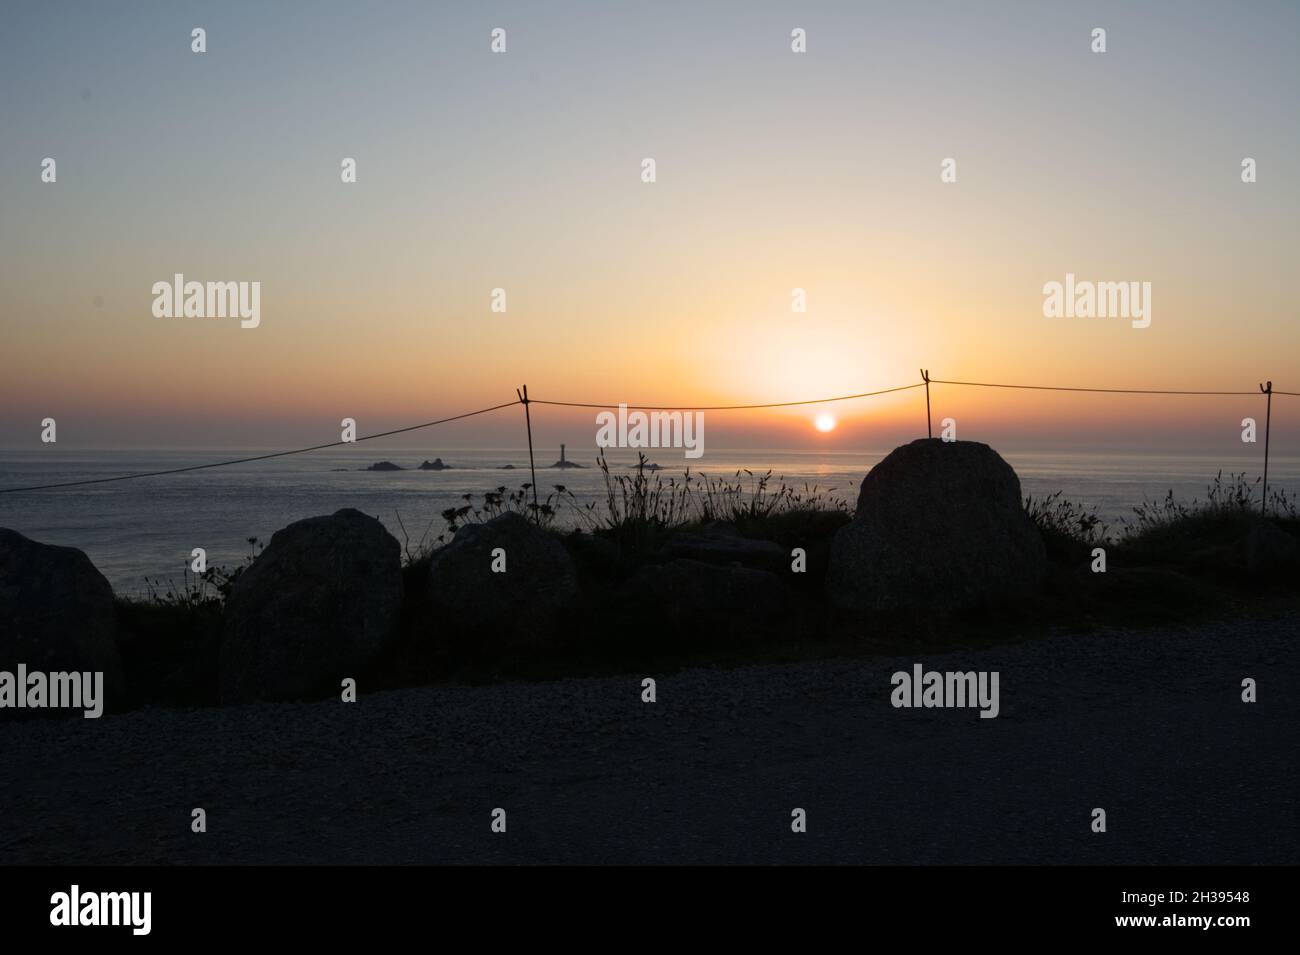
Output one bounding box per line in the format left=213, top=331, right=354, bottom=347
left=0, top=445, right=1293, bottom=459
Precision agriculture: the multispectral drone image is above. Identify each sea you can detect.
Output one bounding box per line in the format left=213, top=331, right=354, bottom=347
left=1, top=447, right=1296, bottom=596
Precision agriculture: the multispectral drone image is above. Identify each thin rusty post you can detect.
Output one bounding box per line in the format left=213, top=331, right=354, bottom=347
left=517, top=385, right=540, bottom=523
left=1260, top=380, right=1273, bottom=518
left=921, top=369, right=932, bottom=438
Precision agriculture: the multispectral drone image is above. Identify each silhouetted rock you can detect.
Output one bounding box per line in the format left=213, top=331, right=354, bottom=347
left=418, top=458, right=452, bottom=471
left=427, top=512, right=578, bottom=650
left=828, top=439, right=1046, bottom=613
left=663, top=522, right=786, bottom=572
left=615, top=558, right=798, bottom=645
left=1239, top=521, right=1299, bottom=576
left=0, top=529, right=123, bottom=712
left=364, top=461, right=403, bottom=471
left=221, top=509, right=402, bottom=702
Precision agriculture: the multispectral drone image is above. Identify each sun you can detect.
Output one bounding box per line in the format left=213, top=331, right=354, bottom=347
left=814, top=413, right=836, bottom=433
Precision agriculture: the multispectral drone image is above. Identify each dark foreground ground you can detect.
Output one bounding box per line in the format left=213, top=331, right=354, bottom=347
left=2, top=612, right=1296, bottom=865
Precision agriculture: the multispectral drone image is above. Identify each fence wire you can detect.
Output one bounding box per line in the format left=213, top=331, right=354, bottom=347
left=0, top=376, right=1292, bottom=494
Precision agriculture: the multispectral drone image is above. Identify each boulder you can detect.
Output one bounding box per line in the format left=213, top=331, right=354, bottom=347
left=221, top=508, right=402, bottom=702
left=662, top=522, right=787, bottom=573
left=0, top=529, right=123, bottom=712
left=427, top=511, right=578, bottom=649
left=614, top=558, right=800, bottom=646
left=827, top=439, right=1046, bottom=613
left=1239, top=521, right=1299, bottom=576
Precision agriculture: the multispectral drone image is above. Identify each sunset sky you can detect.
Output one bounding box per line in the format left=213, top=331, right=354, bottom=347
left=2, top=0, right=1297, bottom=453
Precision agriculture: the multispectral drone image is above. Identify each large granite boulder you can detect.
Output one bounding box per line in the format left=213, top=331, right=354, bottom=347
left=662, top=522, right=787, bottom=573
left=1239, top=521, right=1299, bottom=577
left=221, top=508, right=402, bottom=702
left=614, top=558, right=800, bottom=647
left=827, top=439, right=1046, bottom=613
left=427, top=511, right=578, bottom=649
left=0, top=529, right=124, bottom=712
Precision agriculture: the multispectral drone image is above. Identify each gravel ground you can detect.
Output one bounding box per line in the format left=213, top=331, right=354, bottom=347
left=1, top=613, right=1296, bottom=865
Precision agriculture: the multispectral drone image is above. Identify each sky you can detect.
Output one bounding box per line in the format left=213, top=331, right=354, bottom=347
left=1, top=0, right=1297, bottom=455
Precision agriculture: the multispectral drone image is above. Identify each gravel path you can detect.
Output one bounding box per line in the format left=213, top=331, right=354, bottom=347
left=2, top=613, right=1296, bottom=864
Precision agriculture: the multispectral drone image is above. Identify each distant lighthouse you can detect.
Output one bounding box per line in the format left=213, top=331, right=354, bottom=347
left=549, top=443, right=585, bottom=469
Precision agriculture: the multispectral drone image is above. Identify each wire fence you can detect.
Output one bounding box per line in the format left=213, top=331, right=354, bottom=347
left=2, top=373, right=1296, bottom=513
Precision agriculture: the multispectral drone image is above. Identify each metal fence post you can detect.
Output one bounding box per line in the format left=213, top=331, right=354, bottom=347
left=517, top=385, right=540, bottom=523
left=1260, top=380, right=1273, bottom=517
left=921, top=369, right=932, bottom=439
